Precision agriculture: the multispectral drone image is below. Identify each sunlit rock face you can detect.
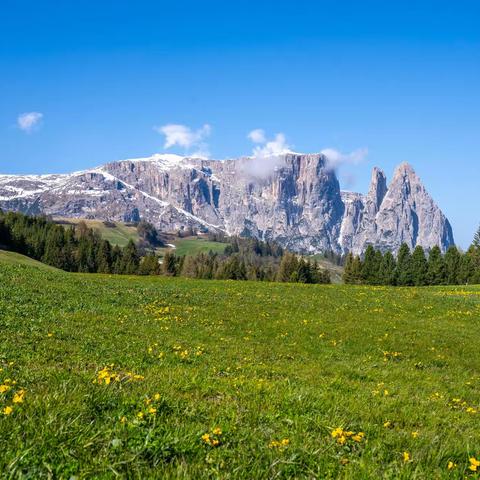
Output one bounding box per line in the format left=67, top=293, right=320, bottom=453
left=0, top=154, right=454, bottom=254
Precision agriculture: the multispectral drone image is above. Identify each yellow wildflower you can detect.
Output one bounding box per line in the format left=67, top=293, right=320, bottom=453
left=12, top=389, right=26, bottom=403
left=469, top=457, right=480, bottom=472
left=269, top=438, right=289, bottom=448
left=403, top=451, right=411, bottom=463
left=2, top=405, right=13, bottom=415
left=331, top=427, right=343, bottom=438
left=411, top=431, right=419, bottom=438
left=352, top=432, right=365, bottom=442
left=0, top=384, right=10, bottom=394
left=447, top=461, right=456, bottom=470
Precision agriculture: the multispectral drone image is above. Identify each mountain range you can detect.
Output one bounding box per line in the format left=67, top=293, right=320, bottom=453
left=0, top=153, right=454, bottom=254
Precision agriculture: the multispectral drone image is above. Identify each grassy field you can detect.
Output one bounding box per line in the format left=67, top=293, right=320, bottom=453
left=0, top=255, right=479, bottom=478
left=169, top=237, right=229, bottom=257
left=54, top=217, right=140, bottom=247
left=0, top=249, right=59, bottom=271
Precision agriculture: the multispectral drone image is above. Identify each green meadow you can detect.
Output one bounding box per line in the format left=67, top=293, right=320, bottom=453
left=0, top=251, right=479, bottom=478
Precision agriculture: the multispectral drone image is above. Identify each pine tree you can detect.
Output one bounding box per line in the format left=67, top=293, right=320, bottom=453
left=444, top=245, right=461, bottom=285
left=276, top=253, right=299, bottom=282
left=458, top=253, right=474, bottom=284
left=121, top=240, right=140, bottom=275
left=473, top=224, right=480, bottom=249
left=342, top=253, right=355, bottom=284
left=139, top=253, right=160, bottom=275
left=296, top=258, right=313, bottom=283
left=396, top=243, right=413, bottom=286
left=181, top=255, right=198, bottom=278
left=427, top=245, right=445, bottom=285
left=373, top=250, right=384, bottom=284
left=411, top=245, right=428, bottom=286
left=351, top=256, right=363, bottom=284
left=362, top=245, right=379, bottom=284
left=162, top=251, right=177, bottom=276
left=42, top=227, right=67, bottom=269
left=379, top=251, right=396, bottom=285
left=95, top=240, right=112, bottom=273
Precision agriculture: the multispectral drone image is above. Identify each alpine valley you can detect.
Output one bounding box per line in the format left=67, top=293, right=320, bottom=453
left=0, top=153, right=454, bottom=254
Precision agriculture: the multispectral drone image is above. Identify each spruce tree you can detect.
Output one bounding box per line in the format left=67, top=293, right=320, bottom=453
left=411, top=245, right=428, bottom=286
left=396, top=243, right=413, bottom=286
left=379, top=251, right=396, bottom=285
left=139, top=253, right=160, bottom=275
left=473, top=224, right=480, bottom=249
left=121, top=240, right=140, bottom=275
left=96, top=240, right=112, bottom=274
left=342, top=253, right=355, bottom=284
left=458, top=253, right=474, bottom=284
left=351, top=256, right=363, bottom=284
left=162, top=251, right=177, bottom=276
left=42, top=227, right=67, bottom=269
left=361, top=245, right=378, bottom=284
left=427, top=245, right=446, bottom=285
left=444, top=245, right=461, bottom=285
left=276, top=253, right=298, bottom=282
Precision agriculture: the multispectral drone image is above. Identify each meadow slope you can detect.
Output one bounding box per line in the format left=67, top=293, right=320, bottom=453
left=0, top=260, right=479, bottom=479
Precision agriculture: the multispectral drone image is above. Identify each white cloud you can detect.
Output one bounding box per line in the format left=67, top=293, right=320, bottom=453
left=244, top=129, right=293, bottom=177
left=321, top=147, right=368, bottom=169
left=154, top=123, right=211, bottom=157
left=252, top=133, right=291, bottom=158
left=17, top=112, right=43, bottom=133
left=247, top=128, right=266, bottom=144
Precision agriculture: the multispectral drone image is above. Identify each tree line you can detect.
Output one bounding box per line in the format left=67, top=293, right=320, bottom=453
left=152, top=250, right=330, bottom=283
left=0, top=210, right=142, bottom=274
left=0, top=210, right=331, bottom=284
left=343, top=233, right=480, bottom=286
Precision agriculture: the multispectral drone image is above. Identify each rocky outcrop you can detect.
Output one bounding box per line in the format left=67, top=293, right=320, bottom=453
left=0, top=153, right=454, bottom=254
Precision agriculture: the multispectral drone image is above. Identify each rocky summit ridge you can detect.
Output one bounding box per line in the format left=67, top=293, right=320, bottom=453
left=0, top=153, right=454, bottom=254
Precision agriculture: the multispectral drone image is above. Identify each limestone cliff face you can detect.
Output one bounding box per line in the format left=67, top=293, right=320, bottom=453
left=0, top=153, right=454, bottom=254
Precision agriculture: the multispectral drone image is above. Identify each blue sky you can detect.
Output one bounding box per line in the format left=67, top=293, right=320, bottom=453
left=1, top=0, right=479, bottom=247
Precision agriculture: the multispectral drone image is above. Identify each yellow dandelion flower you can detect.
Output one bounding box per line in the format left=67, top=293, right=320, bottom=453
left=2, top=405, right=13, bottom=415
left=411, top=431, right=419, bottom=438
left=403, top=451, right=411, bottom=463
left=12, top=389, right=26, bottom=403
left=447, top=461, right=456, bottom=470
left=352, top=432, right=365, bottom=442
left=331, top=427, right=343, bottom=438
left=469, top=457, right=480, bottom=472
left=212, top=427, right=222, bottom=435
left=0, top=384, right=10, bottom=394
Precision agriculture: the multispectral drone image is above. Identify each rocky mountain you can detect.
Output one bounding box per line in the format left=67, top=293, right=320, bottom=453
left=0, top=153, right=454, bottom=254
